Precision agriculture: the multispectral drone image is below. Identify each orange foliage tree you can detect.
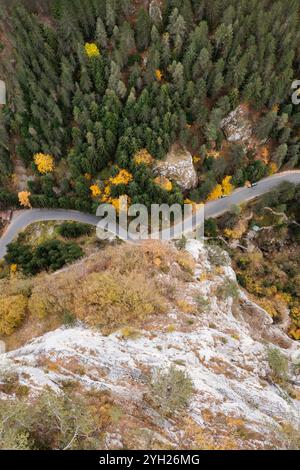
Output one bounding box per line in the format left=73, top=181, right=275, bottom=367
left=34, top=153, right=54, bottom=174
left=206, top=184, right=223, bottom=201
left=109, top=169, right=133, bottom=186
left=221, top=175, right=234, bottom=196
left=84, top=43, right=100, bottom=58
left=90, top=184, right=101, bottom=197
left=18, top=191, right=32, bottom=208
left=154, top=176, right=173, bottom=191
left=134, top=149, right=154, bottom=166
left=155, top=69, right=163, bottom=81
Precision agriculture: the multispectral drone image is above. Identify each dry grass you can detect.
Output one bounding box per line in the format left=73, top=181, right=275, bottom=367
left=0, top=241, right=196, bottom=347
left=73, top=270, right=167, bottom=333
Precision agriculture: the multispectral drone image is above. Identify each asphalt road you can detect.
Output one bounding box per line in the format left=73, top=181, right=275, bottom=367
left=1, top=170, right=300, bottom=260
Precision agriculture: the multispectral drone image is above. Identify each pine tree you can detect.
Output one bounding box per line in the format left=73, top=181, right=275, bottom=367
left=149, top=0, right=162, bottom=27
left=161, top=33, right=171, bottom=68
left=171, top=61, right=185, bottom=92
left=273, top=144, right=288, bottom=168
left=95, top=17, right=108, bottom=48
left=167, top=8, right=186, bottom=56
left=106, top=0, right=116, bottom=33
left=255, top=111, right=278, bottom=141
left=136, top=7, right=152, bottom=51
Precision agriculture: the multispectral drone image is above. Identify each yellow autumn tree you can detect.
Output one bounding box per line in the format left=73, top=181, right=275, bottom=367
left=154, top=176, right=173, bottom=191
left=90, top=184, right=101, bottom=197
left=0, top=294, right=27, bottom=335
left=84, top=43, right=100, bottom=58
left=10, top=264, right=18, bottom=274
left=18, top=191, right=31, bottom=208
left=184, top=199, right=204, bottom=214
left=290, top=328, right=300, bottom=340
left=155, top=69, right=163, bottom=81
left=268, top=162, right=278, bottom=175
left=206, top=150, right=220, bottom=159
left=34, top=153, right=54, bottom=174
left=221, top=175, right=234, bottom=196
left=109, top=169, right=133, bottom=186
left=101, top=185, right=112, bottom=203
left=111, top=195, right=131, bottom=214
left=261, top=146, right=270, bottom=163
left=99, top=170, right=133, bottom=204
left=193, top=155, right=201, bottom=164
left=224, top=221, right=245, bottom=239
left=134, top=149, right=154, bottom=166
left=206, top=184, right=223, bottom=201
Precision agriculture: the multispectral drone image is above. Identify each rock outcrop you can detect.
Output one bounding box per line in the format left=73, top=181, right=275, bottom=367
left=153, top=144, right=198, bottom=191
left=221, top=105, right=253, bottom=142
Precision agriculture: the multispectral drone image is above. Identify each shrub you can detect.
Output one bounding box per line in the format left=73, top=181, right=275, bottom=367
left=194, top=295, right=210, bottom=313
left=23, top=242, right=196, bottom=335
left=275, top=423, right=300, bottom=450
left=208, top=245, right=228, bottom=266
left=27, top=291, right=50, bottom=319
left=31, top=240, right=83, bottom=272
left=0, top=294, right=27, bottom=335
left=0, top=369, right=29, bottom=397
left=267, top=347, right=289, bottom=382
left=62, top=310, right=77, bottom=327
left=119, top=327, right=141, bottom=339
left=176, top=251, right=195, bottom=275
left=0, top=389, right=105, bottom=450
left=216, top=278, right=240, bottom=301
left=5, top=239, right=83, bottom=275
left=204, top=219, right=218, bottom=237
left=57, top=222, right=92, bottom=239
left=176, top=299, right=196, bottom=314
left=176, top=235, right=187, bottom=250
left=28, top=269, right=79, bottom=317
left=72, top=270, right=166, bottom=333
left=147, top=365, right=194, bottom=417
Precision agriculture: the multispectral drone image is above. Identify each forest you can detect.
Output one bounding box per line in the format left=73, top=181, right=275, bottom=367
left=0, top=0, right=300, bottom=213
left=205, top=181, right=300, bottom=339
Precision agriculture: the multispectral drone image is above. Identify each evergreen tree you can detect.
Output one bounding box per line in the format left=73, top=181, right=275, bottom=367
left=255, top=111, right=278, bottom=141
left=136, top=7, right=152, bottom=51
left=95, top=17, right=108, bottom=48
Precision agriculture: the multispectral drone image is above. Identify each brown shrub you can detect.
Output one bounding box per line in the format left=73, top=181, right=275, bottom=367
left=72, top=270, right=166, bottom=333
left=18, top=242, right=195, bottom=338
left=0, top=294, right=27, bottom=335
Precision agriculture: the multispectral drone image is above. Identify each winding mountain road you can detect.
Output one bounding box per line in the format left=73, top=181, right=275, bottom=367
left=1, top=170, right=300, bottom=260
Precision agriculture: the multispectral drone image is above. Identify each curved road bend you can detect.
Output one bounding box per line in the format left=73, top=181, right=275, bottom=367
left=1, top=170, right=300, bottom=259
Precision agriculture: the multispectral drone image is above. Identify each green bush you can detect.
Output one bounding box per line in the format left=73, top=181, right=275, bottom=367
left=0, top=389, right=104, bottom=450
left=267, top=347, right=289, bottom=382
left=194, top=295, right=210, bottom=313
left=62, top=310, right=77, bottom=327
left=57, top=222, right=92, bottom=239
left=147, top=365, right=194, bottom=417
left=5, top=239, right=83, bottom=275
left=208, top=245, right=228, bottom=266
left=216, top=278, right=240, bottom=301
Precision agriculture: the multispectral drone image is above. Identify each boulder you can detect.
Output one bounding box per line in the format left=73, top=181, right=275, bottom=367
left=153, top=144, right=198, bottom=191
left=221, top=104, right=253, bottom=142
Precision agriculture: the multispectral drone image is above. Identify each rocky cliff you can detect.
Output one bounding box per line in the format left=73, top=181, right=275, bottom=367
left=0, top=240, right=299, bottom=449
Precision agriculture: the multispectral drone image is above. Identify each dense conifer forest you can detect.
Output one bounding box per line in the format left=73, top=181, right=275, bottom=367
left=0, top=0, right=300, bottom=212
